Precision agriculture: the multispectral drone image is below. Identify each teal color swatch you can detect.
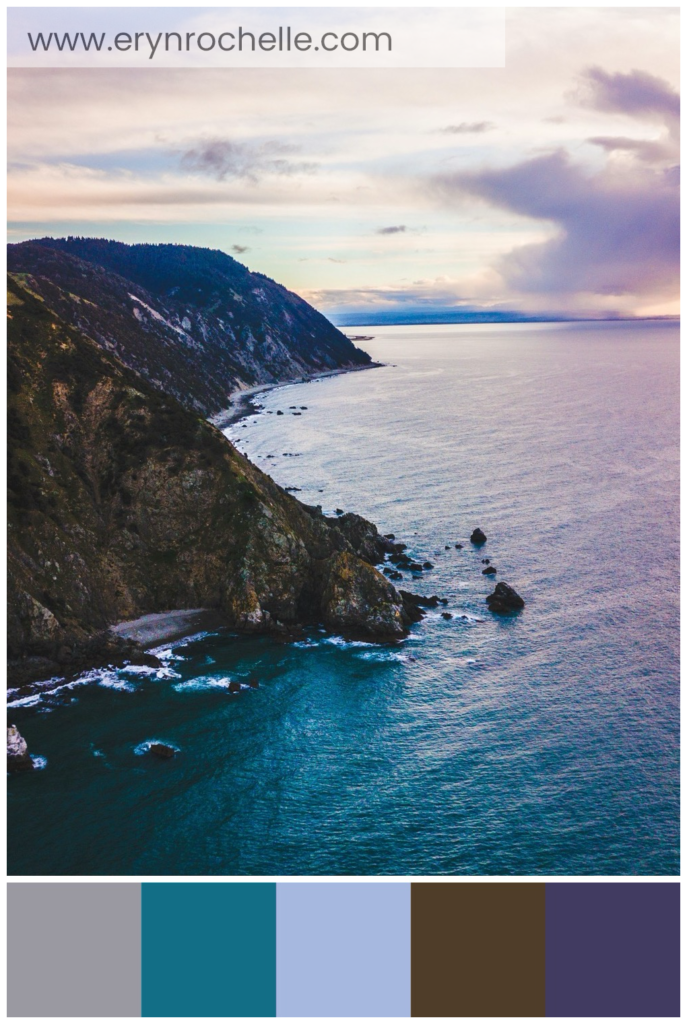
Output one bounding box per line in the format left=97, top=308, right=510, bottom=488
left=141, top=882, right=276, bottom=1017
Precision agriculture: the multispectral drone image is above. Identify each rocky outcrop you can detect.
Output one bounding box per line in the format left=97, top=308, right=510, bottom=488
left=331, top=512, right=396, bottom=566
left=7, top=278, right=410, bottom=686
left=470, top=528, right=487, bottom=545
left=321, top=552, right=408, bottom=638
left=8, top=239, right=372, bottom=418
left=7, top=725, right=33, bottom=773
left=486, top=582, right=525, bottom=614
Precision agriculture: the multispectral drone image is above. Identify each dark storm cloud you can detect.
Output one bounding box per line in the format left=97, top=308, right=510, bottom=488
left=432, top=68, right=679, bottom=305
left=435, top=149, right=678, bottom=300
left=180, top=138, right=317, bottom=182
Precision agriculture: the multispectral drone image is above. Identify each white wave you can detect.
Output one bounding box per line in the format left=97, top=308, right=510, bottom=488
left=31, top=756, right=48, bottom=769
left=121, top=664, right=181, bottom=680
left=324, top=636, right=376, bottom=648
left=93, top=670, right=137, bottom=692
left=172, top=675, right=234, bottom=693
left=145, top=647, right=186, bottom=662
left=7, top=675, right=64, bottom=699
left=7, top=675, right=87, bottom=707
left=356, top=650, right=409, bottom=663
left=7, top=694, right=43, bottom=708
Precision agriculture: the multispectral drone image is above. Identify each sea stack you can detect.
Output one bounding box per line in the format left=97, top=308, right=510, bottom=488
left=486, top=582, right=525, bottom=614
left=470, top=528, right=487, bottom=545
left=7, top=725, right=33, bottom=773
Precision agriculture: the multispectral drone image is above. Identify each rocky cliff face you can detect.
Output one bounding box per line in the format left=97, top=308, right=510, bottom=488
left=7, top=238, right=371, bottom=417
left=7, top=279, right=408, bottom=687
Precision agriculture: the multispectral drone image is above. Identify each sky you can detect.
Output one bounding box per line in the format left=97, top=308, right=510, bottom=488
left=7, top=7, right=680, bottom=319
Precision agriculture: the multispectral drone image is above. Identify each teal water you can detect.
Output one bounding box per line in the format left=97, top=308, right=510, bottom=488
left=142, top=883, right=276, bottom=1016
left=8, top=321, right=679, bottom=875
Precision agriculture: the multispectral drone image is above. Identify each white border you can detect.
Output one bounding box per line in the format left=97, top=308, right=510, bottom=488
left=3, top=1, right=683, bottom=1020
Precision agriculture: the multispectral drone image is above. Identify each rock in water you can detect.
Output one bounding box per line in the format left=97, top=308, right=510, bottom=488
left=7, top=725, right=33, bottom=773
left=482, top=566, right=497, bottom=575
left=470, top=528, right=487, bottom=545
left=486, top=582, right=525, bottom=614
left=228, top=681, right=242, bottom=694
left=399, top=591, right=446, bottom=611
left=148, top=743, right=177, bottom=760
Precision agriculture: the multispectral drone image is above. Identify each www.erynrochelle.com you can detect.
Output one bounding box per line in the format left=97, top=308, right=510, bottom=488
left=27, top=27, right=393, bottom=58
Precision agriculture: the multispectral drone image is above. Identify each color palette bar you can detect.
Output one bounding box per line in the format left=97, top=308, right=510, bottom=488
left=7, top=882, right=680, bottom=1017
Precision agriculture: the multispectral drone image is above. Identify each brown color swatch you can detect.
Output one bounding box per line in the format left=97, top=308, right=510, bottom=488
left=411, top=882, right=546, bottom=1017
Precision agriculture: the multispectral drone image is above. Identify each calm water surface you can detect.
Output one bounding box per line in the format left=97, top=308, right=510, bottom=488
left=8, top=322, right=679, bottom=875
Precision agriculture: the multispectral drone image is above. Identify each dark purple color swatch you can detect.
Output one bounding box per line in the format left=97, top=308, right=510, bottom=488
left=545, top=882, right=680, bottom=1017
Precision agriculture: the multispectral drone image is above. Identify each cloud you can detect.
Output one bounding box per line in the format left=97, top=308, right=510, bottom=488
left=376, top=225, right=406, bottom=235
left=581, top=67, right=679, bottom=166
left=303, top=279, right=479, bottom=311
left=437, top=121, right=494, bottom=134
left=231, top=244, right=249, bottom=254
left=588, top=135, right=673, bottom=163
left=579, top=66, right=679, bottom=126
left=434, top=148, right=678, bottom=306
left=179, top=138, right=317, bottom=182
left=428, top=67, right=680, bottom=312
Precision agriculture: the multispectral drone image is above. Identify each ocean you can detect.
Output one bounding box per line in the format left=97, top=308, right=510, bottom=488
left=8, top=321, right=679, bottom=875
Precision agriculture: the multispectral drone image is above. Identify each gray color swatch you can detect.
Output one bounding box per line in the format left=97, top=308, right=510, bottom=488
left=8, top=883, right=141, bottom=1017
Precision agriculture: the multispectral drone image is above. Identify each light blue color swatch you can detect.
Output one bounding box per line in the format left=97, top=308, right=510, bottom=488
left=276, top=882, right=410, bottom=1016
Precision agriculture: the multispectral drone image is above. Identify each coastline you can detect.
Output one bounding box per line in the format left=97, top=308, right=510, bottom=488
left=210, top=361, right=383, bottom=430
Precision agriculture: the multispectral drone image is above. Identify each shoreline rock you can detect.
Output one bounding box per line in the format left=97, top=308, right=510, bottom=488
left=7, top=725, right=33, bottom=773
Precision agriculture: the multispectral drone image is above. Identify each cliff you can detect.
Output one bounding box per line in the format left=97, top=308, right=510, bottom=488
left=7, top=278, right=410, bottom=688
left=7, top=238, right=371, bottom=418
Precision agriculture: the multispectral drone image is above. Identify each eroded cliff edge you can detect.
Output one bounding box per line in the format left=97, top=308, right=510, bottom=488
left=8, top=278, right=412, bottom=688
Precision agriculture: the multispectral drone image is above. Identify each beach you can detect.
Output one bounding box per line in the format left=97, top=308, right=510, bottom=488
left=210, top=360, right=382, bottom=430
